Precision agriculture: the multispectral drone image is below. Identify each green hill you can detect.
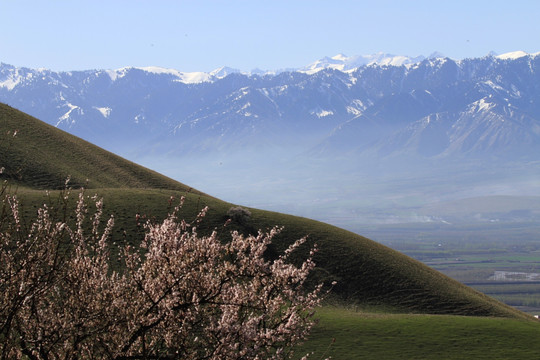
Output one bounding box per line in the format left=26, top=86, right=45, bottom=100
left=0, top=103, right=201, bottom=191
left=0, top=103, right=529, bottom=320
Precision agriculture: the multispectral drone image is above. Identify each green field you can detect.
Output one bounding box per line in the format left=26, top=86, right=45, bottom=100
left=295, top=307, right=540, bottom=359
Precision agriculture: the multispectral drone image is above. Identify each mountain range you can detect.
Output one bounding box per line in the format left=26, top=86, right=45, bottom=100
left=2, top=51, right=540, bottom=227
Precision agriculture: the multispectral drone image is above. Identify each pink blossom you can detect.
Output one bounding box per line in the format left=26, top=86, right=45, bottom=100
left=0, top=188, right=328, bottom=359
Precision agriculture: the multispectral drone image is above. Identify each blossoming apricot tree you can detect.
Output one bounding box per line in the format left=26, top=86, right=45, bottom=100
left=0, top=186, right=325, bottom=359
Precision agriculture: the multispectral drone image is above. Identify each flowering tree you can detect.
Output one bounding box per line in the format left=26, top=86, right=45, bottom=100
left=0, top=186, right=325, bottom=359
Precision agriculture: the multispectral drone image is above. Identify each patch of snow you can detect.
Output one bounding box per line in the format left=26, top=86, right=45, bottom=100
left=105, top=68, right=129, bottom=81
left=346, top=106, right=362, bottom=116
left=138, top=66, right=183, bottom=77
left=311, top=109, right=334, bottom=118
left=346, top=99, right=366, bottom=115
left=0, top=76, right=21, bottom=90
left=94, top=106, right=112, bottom=118
left=139, top=66, right=212, bottom=84
left=104, top=66, right=212, bottom=84
left=176, top=71, right=212, bottom=84
left=483, top=80, right=504, bottom=91
left=427, top=57, right=449, bottom=68
left=377, top=55, right=417, bottom=66
left=473, top=98, right=495, bottom=112
left=496, top=51, right=528, bottom=60
left=0, top=69, right=25, bottom=90
left=57, top=103, right=82, bottom=125
left=231, top=87, right=251, bottom=101
left=332, top=54, right=349, bottom=62
left=134, top=114, right=145, bottom=124
left=276, top=85, right=288, bottom=94
left=299, top=52, right=426, bottom=74
left=210, top=66, right=241, bottom=78
left=236, top=102, right=258, bottom=117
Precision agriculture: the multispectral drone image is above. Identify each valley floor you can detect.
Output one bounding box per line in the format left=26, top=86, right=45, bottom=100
left=358, top=220, right=540, bottom=315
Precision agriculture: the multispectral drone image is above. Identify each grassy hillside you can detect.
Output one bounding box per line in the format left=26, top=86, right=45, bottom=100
left=0, top=103, right=530, bottom=320
left=294, top=307, right=540, bottom=359
left=0, top=103, right=201, bottom=191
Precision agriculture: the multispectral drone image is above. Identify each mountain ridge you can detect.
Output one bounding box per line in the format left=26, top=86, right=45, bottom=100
left=3, top=50, right=539, bottom=159
left=3, top=50, right=537, bottom=82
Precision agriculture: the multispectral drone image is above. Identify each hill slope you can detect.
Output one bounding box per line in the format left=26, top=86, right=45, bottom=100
left=0, top=103, right=201, bottom=191
left=0, top=103, right=529, bottom=319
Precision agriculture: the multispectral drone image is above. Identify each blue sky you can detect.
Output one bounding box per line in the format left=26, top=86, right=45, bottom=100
left=1, top=0, right=539, bottom=72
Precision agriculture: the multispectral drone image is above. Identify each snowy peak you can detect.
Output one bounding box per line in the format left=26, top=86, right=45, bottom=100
left=103, top=65, right=241, bottom=84
left=300, top=52, right=426, bottom=74
left=209, top=66, right=241, bottom=78
left=104, top=68, right=130, bottom=81
left=496, top=51, right=529, bottom=60
left=331, top=54, right=349, bottom=62
left=0, top=64, right=48, bottom=90
left=495, top=50, right=540, bottom=60
left=104, top=66, right=213, bottom=84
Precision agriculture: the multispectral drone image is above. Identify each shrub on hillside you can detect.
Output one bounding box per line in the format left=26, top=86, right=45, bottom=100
left=227, top=205, right=252, bottom=225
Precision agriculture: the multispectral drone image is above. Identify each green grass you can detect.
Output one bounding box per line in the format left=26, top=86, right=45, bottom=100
left=295, top=307, right=540, bottom=359
left=0, top=102, right=534, bottom=320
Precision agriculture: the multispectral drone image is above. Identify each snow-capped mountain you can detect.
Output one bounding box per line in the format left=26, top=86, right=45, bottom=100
left=299, top=52, right=427, bottom=74
left=2, top=51, right=540, bottom=161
